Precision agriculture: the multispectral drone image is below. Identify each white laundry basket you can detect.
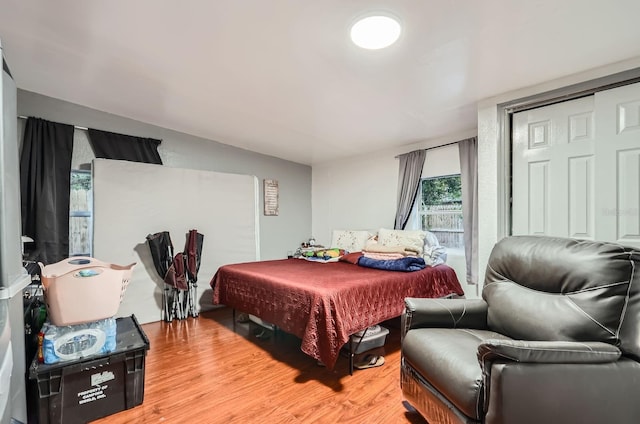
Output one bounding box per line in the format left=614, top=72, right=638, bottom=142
left=39, top=257, right=136, bottom=326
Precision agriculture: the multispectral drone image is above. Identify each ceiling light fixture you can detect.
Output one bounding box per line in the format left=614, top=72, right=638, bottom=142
left=350, top=15, right=402, bottom=50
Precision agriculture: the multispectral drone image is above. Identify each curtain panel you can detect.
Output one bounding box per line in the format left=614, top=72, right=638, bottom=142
left=394, top=150, right=426, bottom=230
left=20, top=117, right=74, bottom=264
left=88, top=128, right=162, bottom=164
left=458, top=136, right=478, bottom=285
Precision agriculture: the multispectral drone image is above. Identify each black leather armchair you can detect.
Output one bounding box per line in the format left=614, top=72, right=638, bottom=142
left=401, top=235, right=640, bottom=424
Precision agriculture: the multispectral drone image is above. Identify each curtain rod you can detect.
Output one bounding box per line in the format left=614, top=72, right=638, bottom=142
left=18, top=115, right=89, bottom=131
left=395, top=140, right=459, bottom=159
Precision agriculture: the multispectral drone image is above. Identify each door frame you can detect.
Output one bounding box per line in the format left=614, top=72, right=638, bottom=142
left=495, top=67, right=640, bottom=239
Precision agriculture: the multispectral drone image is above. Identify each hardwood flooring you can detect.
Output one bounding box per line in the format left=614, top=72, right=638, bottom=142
left=91, top=307, right=428, bottom=424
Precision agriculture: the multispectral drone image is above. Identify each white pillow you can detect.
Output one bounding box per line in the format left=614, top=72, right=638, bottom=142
left=331, top=230, right=372, bottom=252
left=377, top=228, right=426, bottom=255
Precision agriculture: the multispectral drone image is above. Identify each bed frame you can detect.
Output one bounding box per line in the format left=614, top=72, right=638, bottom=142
left=210, top=258, right=463, bottom=372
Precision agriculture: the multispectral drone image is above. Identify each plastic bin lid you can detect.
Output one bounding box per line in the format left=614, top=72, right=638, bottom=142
left=29, top=315, right=149, bottom=378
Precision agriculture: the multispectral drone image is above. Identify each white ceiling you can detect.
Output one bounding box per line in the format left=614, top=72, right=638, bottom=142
left=1, top=1, right=640, bottom=166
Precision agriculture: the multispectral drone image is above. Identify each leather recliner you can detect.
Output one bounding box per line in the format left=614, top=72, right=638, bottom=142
left=400, top=235, right=640, bottom=424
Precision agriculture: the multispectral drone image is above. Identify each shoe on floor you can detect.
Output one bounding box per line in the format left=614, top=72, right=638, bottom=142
left=354, top=354, right=385, bottom=369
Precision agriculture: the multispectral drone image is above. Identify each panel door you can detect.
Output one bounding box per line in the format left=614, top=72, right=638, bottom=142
left=594, top=82, right=640, bottom=248
left=512, top=96, right=596, bottom=238
left=512, top=81, right=640, bottom=249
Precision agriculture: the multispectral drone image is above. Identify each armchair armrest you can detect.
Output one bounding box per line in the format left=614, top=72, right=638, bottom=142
left=402, top=298, right=488, bottom=336
left=478, top=340, right=621, bottom=368
left=478, top=340, right=628, bottom=423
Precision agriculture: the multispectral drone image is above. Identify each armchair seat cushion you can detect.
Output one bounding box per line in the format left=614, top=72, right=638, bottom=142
left=403, top=328, right=512, bottom=419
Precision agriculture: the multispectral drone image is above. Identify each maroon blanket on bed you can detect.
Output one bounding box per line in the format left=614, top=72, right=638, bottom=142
left=210, top=259, right=463, bottom=369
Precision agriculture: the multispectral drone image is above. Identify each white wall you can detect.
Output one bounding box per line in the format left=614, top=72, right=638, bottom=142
left=312, top=149, right=397, bottom=240
left=312, top=128, right=478, bottom=297
left=423, top=145, right=460, bottom=178
left=477, top=57, right=640, bottom=288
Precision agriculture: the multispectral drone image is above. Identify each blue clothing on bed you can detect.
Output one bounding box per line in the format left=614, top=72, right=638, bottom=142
left=357, top=256, right=426, bottom=272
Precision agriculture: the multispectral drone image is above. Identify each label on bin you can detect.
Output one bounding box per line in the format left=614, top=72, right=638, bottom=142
left=91, top=370, right=115, bottom=386
left=76, top=371, right=116, bottom=405
left=78, top=385, right=108, bottom=405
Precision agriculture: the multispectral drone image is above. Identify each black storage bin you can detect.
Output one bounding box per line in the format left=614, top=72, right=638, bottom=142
left=27, top=315, right=150, bottom=424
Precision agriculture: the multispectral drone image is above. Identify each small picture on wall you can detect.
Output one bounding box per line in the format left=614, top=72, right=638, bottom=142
left=264, top=179, right=279, bottom=216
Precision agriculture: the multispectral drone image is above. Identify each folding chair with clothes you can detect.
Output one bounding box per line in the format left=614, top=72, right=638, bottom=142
left=147, top=229, right=204, bottom=322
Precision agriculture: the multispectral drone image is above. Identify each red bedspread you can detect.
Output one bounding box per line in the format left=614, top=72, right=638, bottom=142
left=210, top=259, right=463, bottom=369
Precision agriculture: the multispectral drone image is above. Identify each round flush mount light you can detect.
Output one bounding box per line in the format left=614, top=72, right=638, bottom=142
left=350, top=14, right=402, bottom=50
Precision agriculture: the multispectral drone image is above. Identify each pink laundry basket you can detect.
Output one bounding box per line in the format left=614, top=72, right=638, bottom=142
left=39, top=257, right=136, bottom=326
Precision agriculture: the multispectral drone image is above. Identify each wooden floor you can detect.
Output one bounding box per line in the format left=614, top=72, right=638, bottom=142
left=92, top=307, right=428, bottom=424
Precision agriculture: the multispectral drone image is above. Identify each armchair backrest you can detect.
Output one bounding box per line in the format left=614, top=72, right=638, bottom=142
left=483, top=236, right=640, bottom=360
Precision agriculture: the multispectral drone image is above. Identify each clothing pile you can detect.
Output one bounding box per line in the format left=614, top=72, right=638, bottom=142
left=356, top=229, right=447, bottom=272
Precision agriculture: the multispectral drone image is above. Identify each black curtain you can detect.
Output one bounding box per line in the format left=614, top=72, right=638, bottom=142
left=88, top=128, right=162, bottom=164
left=20, top=117, right=74, bottom=264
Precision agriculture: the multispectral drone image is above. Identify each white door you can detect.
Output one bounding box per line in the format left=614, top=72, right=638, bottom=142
left=512, top=81, right=640, bottom=248
left=512, top=96, right=596, bottom=238
left=594, top=83, right=640, bottom=249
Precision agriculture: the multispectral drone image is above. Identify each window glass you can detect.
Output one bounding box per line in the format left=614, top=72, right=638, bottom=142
left=418, top=174, right=463, bottom=249
left=69, top=170, right=92, bottom=256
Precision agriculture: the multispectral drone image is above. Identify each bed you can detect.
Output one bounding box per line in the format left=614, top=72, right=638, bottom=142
left=210, top=257, right=464, bottom=370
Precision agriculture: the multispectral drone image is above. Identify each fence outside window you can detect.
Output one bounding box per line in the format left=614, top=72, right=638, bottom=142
left=69, top=170, right=92, bottom=256
left=420, top=203, right=464, bottom=249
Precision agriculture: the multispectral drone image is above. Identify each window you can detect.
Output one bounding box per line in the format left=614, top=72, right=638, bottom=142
left=69, top=170, right=93, bottom=256
left=418, top=174, right=463, bottom=249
